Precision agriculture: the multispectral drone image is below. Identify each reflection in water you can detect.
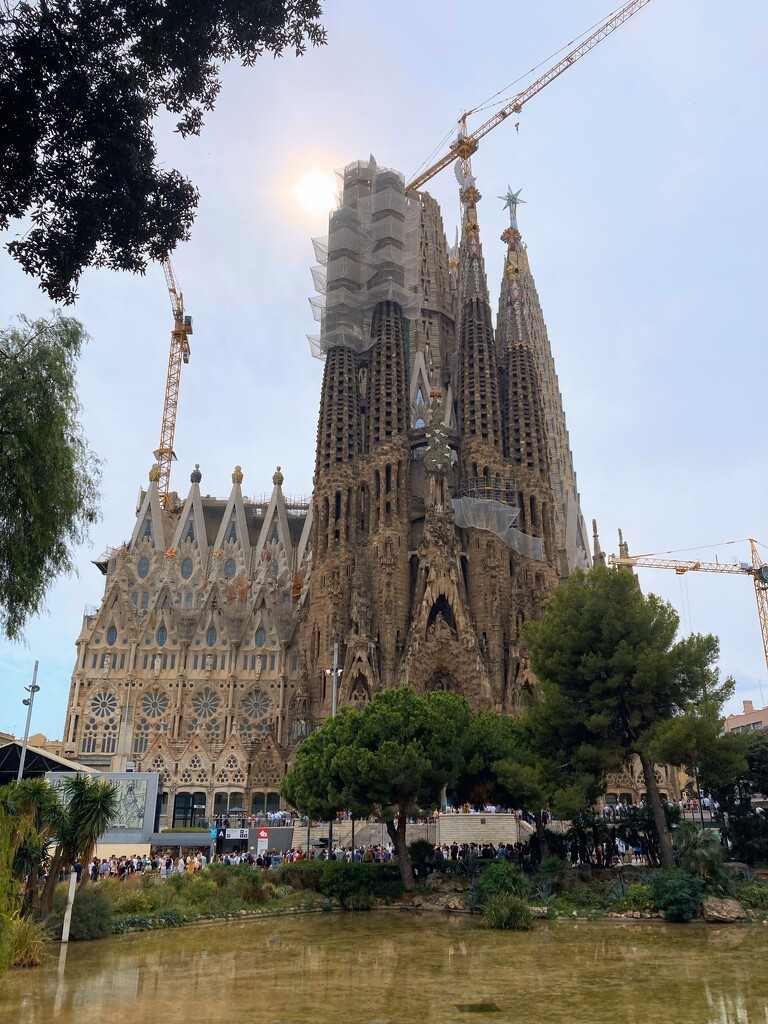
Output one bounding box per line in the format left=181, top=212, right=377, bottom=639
left=0, top=916, right=767, bottom=1024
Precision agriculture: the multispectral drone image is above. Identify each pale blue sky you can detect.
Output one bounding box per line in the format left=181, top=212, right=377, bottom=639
left=1, top=0, right=767, bottom=738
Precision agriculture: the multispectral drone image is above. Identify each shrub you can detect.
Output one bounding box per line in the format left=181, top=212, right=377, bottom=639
left=183, top=876, right=220, bottom=911
left=476, top=861, right=531, bottom=906
left=735, top=882, right=768, bottom=910
left=319, top=862, right=375, bottom=910
left=100, top=878, right=171, bottom=914
left=618, top=883, right=654, bottom=912
left=50, top=885, right=114, bottom=940
left=482, top=893, right=532, bottom=931
left=651, top=870, right=703, bottom=923
left=275, top=861, right=324, bottom=891
left=408, top=840, right=436, bottom=868
left=228, top=864, right=268, bottom=904
left=567, top=881, right=615, bottom=913
left=535, top=855, right=571, bottom=890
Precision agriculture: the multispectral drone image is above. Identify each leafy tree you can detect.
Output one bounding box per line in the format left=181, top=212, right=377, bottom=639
left=0, top=313, right=100, bottom=639
left=0, top=1, right=326, bottom=301
left=523, top=566, right=723, bottom=869
left=702, top=730, right=768, bottom=865
left=282, top=688, right=473, bottom=889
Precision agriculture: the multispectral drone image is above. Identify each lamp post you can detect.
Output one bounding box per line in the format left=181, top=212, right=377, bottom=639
left=324, top=641, right=342, bottom=716
left=323, top=642, right=343, bottom=855
left=17, top=661, right=40, bottom=782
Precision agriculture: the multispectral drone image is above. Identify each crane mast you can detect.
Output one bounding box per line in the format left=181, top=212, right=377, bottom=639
left=406, top=0, right=654, bottom=193
left=609, top=539, right=768, bottom=674
left=154, top=258, right=192, bottom=510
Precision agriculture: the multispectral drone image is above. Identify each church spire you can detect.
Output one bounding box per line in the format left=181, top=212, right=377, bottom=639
left=456, top=171, right=503, bottom=477
left=497, top=188, right=548, bottom=481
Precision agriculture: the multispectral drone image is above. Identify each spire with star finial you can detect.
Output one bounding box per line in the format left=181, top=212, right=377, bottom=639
left=499, top=185, right=526, bottom=231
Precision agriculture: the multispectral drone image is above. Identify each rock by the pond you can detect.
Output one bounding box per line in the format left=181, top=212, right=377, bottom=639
left=702, top=897, right=746, bottom=923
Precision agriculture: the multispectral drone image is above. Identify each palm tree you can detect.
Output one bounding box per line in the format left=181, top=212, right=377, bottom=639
left=39, top=775, right=118, bottom=915
left=62, top=776, right=118, bottom=889
left=0, top=779, right=60, bottom=915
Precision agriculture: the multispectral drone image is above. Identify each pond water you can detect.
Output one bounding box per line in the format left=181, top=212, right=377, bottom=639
left=1, top=913, right=767, bottom=1024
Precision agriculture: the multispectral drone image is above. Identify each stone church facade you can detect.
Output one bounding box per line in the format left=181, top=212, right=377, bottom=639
left=62, top=159, right=607, bottom=828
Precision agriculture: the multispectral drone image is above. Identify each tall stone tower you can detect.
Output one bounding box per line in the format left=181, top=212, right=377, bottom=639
left=61, top=157, right=592, bottom=827
left=305, top=158, right=591, bottom=718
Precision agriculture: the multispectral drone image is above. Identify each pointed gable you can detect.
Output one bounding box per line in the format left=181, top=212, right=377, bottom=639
left=212, top=466, right=252, bottom=573
left=171, top=464, right=209, bottom=565
left=255, top=467, right=294, bottom=573
left=130, top=465, right=167, bottom=550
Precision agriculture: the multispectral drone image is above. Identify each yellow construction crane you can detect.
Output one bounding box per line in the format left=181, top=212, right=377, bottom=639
left=154, top=258, right=192, bottom=510
left=406, top=0, right=654, bottom=193
left=609, top=539, right=768, bottom=674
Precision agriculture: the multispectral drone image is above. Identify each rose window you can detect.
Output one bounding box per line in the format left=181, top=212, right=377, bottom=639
left=141, top=691, right=169, bottom=718
left=191, top=690, right=220, bottom=719
left=91, top=692, right=117, bottom=718
left=243, top=691, right=270, bottom=719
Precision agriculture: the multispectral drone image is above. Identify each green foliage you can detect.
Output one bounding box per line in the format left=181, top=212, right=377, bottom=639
left=112, top=909, right=184, bottom=934
left=724, top=807, right=768, bottom=866
left=319, top=861, right=375, bottom=911
left=1, top=3, right=326, bottom=300
left=674, top=823, right=726, bottom=886
left=482, top=893, right=533, bottom=931
left=275, top=861, right=324, bottom=891
left=100, top=878, right=172, bottom=915
left=50, top=884, right=114, bottom=940
left=226, top=865, right=268, bottom=904
left=734, top=881, right=768, bottom=910
left=5, top=916, right=47, bottom=967
left=534, top=856, right=571, bottom=891
left=651, top=870, right=704, bottom=923
left=476, top=861, right=531, bottom=906
left=618, top=883, right=654, bottom=912
left=408, top=840, right=436, bottom=868
left=56, top=775, right=119, bottom=869
left=282, top=687, right=475, bottom=887
left=0, top=314, right=101, bottom=639
left=523, top=567, right=726, bottom=869
left=182, top=876, right=220, bottom=911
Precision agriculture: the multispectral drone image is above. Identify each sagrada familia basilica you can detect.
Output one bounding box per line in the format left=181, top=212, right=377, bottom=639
left=62, top=158, right=615, bottom=827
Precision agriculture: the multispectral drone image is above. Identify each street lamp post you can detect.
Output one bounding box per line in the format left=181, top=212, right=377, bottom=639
left=17, top=661, right=40, bottom=782
left=324, top=641, right=343, bottom=858
left=325, top=641, right=342, bottom=716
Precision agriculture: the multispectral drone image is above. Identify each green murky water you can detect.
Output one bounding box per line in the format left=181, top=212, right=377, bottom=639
left=1, top=913, right=767, bottom=1024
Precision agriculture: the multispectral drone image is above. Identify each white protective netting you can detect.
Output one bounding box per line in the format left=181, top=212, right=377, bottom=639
left=451, top=497, right=544, bottom=560
left=307, top=158, right=423, bottom=360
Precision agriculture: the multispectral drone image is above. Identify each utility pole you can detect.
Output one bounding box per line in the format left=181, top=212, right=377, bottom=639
left=17, top=661, right=40, bottom=782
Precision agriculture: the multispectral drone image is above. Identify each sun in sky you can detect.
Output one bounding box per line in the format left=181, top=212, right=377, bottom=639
left=293, top=169, right=337, bottom=218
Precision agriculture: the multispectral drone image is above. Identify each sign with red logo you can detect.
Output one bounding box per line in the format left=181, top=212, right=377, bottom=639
left=257, top=827, right=270, bottom=854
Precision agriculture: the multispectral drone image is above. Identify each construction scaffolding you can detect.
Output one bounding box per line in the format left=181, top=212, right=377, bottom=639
left=308, top=158, right=423, bottom=359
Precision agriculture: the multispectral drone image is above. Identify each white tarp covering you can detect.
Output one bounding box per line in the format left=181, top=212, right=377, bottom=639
left=452, top=496, right=544, bottom=560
